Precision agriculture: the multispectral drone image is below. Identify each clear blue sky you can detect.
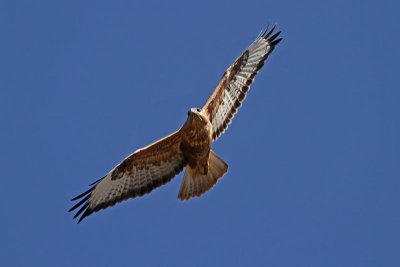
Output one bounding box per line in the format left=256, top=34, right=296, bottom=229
left=1, top=0, right=399, bottom=266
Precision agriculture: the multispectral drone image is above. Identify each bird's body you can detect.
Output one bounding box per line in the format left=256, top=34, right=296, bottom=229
left=70, top=26, right=282, bottom=223
left=181, top=108, right=213, bottom=176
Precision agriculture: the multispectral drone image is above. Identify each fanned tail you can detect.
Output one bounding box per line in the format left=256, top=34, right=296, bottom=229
left=178, top=150, right=228, bottom=200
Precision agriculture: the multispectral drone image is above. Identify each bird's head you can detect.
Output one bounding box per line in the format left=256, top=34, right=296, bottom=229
left=186, top=107, right=208, bottom=125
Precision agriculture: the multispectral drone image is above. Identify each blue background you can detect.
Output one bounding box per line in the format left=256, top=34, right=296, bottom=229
left=1, top=0, right=399, bottom=266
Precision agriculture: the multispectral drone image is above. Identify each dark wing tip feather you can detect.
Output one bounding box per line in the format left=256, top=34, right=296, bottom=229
left=262, top=24, right=277, bottom=39
left=69, top=189, right=92, bottom=223
left=73, top=202, right=89, bottom=219
left=261, top=24, right=282, bottom=48
left=271, top=37, right=283, bottom=47
left=268, top=31, right=281, bottom=42
left=77, top=208, right=93, bottom=224
left=69, top=194, right=90, bottom=212
left=69, top=176, right=105, bottom=223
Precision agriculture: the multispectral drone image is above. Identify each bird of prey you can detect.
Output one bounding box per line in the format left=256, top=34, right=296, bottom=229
left=70, top=26, right=282, bottom=223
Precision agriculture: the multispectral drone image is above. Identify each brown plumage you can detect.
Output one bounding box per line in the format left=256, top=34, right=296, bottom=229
left=69, top=26, right=282, bottom=223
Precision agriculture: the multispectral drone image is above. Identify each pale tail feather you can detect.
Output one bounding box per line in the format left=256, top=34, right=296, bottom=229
left=178, top=150, right=228, bottom=200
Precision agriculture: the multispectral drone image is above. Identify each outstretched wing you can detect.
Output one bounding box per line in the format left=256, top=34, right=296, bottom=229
left=69, top=130, right=185, bottom=223
left=203, top=26, right=282, bottom=140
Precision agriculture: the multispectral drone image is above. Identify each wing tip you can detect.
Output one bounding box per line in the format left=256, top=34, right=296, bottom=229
left=71, top=202, right=94, bottom=224
left=261, top=23, right=282, bottom=47
left=69, top=176, right=105, bottom=223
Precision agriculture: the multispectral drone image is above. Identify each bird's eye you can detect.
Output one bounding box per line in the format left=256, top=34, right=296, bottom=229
left=196, top=108, right=201, bottom=112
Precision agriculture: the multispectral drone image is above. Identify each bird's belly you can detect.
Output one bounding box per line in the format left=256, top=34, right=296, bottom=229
left=181, top=127, right=212, bottom=174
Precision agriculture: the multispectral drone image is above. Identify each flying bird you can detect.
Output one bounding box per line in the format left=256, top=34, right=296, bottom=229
left=70, top=26, right=282, bottom=223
